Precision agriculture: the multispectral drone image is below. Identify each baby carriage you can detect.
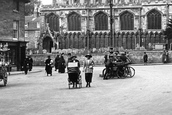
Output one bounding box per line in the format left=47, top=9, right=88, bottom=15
left=67, top=62, right=82, bottom=89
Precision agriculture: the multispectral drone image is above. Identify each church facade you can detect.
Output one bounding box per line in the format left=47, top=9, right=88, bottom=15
left=39, top=0, right=172, bottom=53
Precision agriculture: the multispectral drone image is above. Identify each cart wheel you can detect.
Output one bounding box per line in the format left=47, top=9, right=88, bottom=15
left=3, top=72, right=7, bottom=86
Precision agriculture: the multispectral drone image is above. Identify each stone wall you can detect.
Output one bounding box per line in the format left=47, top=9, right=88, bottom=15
left=0, top=0, right=26, bottom=41
left=30, top=50, right=172, bottom=66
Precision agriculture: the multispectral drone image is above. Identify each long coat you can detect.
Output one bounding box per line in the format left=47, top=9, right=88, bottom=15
left=83, top=59, right=94, bottom=73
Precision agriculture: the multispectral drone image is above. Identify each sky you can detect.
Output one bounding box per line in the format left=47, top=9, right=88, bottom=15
left=40, top=0, right=52, bottom=5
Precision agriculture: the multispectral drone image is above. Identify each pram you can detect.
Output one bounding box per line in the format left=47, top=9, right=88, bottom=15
left=67, top=62, right=82, bottom=89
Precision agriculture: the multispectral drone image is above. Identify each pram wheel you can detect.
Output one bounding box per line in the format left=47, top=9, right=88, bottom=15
left=68, top=73, right=82, bottom=89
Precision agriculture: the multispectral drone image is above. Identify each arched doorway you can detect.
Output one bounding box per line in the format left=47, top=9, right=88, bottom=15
left=43, top=37, right=53, bottom=53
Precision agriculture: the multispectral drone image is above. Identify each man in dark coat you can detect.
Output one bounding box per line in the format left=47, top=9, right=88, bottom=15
left=28, top=55, right=33, bottom=71
left=45, top=56, right=53, bottom=76
left=58, top=53, right=66, bottom=73
left=54, top=54, right=60, bottom=71
left=23, top=57, right=30, bottom=75
left=143, top=52, right=148, bottom=65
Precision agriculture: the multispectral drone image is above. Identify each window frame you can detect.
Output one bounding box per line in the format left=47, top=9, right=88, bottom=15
left=13, top=20, right=19, bottom=39
left=147, top=10, right=162, bottom=30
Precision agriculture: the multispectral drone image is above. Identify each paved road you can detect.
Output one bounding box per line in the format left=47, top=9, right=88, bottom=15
left=0, top=65, right=172, bottom=115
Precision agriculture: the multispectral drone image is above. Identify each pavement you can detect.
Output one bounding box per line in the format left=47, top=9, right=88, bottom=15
left=2, top=64, right=172, bottom=115
left=9, top=63, right=172, bottom=76
left=9, top=66, right=44, bottom=76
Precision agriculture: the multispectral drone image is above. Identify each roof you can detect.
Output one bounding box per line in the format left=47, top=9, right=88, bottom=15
left=25, top=15, right=44, bottom=30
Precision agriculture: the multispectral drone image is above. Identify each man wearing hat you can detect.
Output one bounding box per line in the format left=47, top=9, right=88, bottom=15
left=45, top=55, right=53, bottom=76
left=83, top=54, right=94, bottom=87
left=104, top=47, right=115, bottom=79
left=67, top=55, right=80, bottom=88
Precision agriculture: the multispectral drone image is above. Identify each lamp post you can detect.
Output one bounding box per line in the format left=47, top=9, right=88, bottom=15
left=139, top=28, right=142, bottom=47
left=110, top=0, right=113, bottom=47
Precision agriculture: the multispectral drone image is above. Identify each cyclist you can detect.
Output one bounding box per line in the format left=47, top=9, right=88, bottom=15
left=117, top=52, right=131, bottom=77
left=104, top=47, right=115, bottom=79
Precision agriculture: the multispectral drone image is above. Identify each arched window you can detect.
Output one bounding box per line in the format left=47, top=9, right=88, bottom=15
left=46, top=13, right=59, bottom=31
left=120, top=11, right=134, bottom=30
left=147, top=9, right=161, bottom=29
left=94, top=11, right=108, bottom=30
left=68, top=12, right=81, bottom=31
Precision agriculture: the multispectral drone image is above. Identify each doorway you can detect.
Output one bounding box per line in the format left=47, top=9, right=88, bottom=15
left=43, top=37, right=53, bottom=53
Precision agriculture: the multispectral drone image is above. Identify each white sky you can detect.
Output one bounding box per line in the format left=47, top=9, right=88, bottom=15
left=40, top=0, right=52, bottom=5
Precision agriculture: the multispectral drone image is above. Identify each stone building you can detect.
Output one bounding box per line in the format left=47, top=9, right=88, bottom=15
left=39, top=0, right=172, bottom=53
left=25, top=15, right=44, bottom=54
left=0, top=0, right=30, bottom=70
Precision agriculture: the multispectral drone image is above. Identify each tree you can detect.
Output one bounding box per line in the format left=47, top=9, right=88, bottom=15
left=25, top=0, right=41, bottom=16
left=164, top=19, right=172, bottom=40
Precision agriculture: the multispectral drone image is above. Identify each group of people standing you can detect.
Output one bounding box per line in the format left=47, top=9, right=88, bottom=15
left=44, top=53, right=95, bottom=88
left=45, top=53, right=66, bottom=76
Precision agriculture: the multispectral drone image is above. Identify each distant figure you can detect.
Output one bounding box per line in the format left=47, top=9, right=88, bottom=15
left=67, top=53, right=72, bottom=63
left=58, top=53, right=66, bottom=73
left=28, top=55, right=33, bottom=71
left=162, top=50, right=169, bottom=63
left=54, top=54, right=60, bottom=71
left=143, top=52, right=148, bottom=65
left=23, top=57, right=30, bottom=75
left=45, top=56, right=53, bottom=76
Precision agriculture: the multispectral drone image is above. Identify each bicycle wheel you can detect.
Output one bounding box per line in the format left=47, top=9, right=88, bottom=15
left=125, top=66, right=135, bottom=78
left=3, top=72, right=7, bottom=86
left=103, top=68, right=109, bottom=80
left=116, top=67, right=126, bottom=78
left=102, top=68, right=106, bottom=77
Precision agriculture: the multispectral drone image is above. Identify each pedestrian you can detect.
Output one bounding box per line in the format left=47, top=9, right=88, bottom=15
left=83, top=54, right=95, bottom=87
left=28, top=55, right=33, bottom=71
left=143, top=52, right=148, bottom=65
left=58, top=53, right=66, bottom=73
left=45, top=55, right=53, bottom=76
left=67, top=55, right=80, bottom=88
left=54, top=53, right=60, bottom=71
left=23, top=57, right=29, bottom=75
left=67, top=53, right=72, bottom=63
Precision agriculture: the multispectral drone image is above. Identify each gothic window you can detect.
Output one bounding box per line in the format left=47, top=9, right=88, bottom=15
left=147, top=9, right=161, bottom=29
left=74, top=0, right=79, bottom=4
left=46, top=13, right=59, bottom=31
left=94, top=12, right=108, bottom=30
left=68, top=12, right=81, bottom=31
left=95, top=0, right=102, bottom=4
left=84, top=0, right=90, bottom=4
left=120, top=11, right=134, bottom=30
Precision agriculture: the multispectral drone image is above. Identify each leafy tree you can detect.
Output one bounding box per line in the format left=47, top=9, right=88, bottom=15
left=25, top=0, right=41, bottom=16
left=164, top=19, right=172, bottom=40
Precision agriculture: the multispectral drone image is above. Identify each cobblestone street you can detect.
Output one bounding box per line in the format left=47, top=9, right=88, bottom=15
left=0, top=65, right=172, bottom=115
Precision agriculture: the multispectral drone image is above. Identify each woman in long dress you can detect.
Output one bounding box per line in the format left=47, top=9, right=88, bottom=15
left=83, top=54, right=94, bottom=87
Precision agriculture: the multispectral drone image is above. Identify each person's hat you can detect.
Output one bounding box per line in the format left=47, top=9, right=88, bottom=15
left=109, top=47, right=113, bottom=50
left=85, top=54, right=92, bottom=58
